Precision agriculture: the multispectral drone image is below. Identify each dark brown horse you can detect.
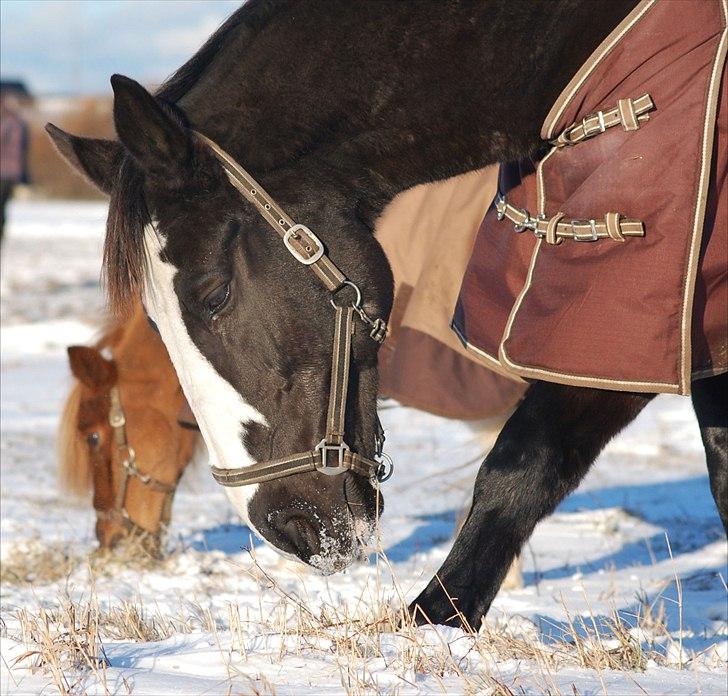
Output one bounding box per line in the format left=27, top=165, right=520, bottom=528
left=48, top=0, right=726, bottom=628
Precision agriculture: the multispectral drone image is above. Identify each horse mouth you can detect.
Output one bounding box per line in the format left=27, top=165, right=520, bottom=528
left=307, top=513, right=376, bottom=574
left=260, top=506, right=372, bottom=574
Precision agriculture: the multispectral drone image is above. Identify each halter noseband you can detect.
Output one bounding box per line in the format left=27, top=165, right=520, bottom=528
left=193, top=132, right=392, bottom=488
left=98, top=385, right=179, bottom=540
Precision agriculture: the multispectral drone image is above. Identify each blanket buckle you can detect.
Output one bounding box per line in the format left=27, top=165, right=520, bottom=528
left=572, top=219, right=599, bottom=242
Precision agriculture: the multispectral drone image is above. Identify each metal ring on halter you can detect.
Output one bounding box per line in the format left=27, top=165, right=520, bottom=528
left=129, top=463, right=152, bottom=485
left=118, top=444, right=136, bottom=465
left=374, top=452, right=394, bottom=482
left=330, top=279, right=363, bottom=311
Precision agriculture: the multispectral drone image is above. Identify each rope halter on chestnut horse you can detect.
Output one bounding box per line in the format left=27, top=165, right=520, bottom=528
left=98, top=385, right=179, bottom=538
left=194, top=132, right=393, bottom=488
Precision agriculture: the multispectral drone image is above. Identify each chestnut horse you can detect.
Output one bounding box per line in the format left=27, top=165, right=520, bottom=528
left=58, top=301, right=199, bottom=553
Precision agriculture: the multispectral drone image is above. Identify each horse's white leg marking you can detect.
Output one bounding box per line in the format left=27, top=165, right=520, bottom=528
left=142, top=226, right=266, bottom=531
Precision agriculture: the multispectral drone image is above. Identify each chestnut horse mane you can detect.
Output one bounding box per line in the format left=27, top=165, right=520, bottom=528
left=57, top=315, right=125, bottom=495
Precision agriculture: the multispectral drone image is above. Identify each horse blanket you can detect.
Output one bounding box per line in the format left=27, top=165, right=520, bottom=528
left=376, top=169, right=525, bottom=420
left=454, top=0, right=727, bottom=394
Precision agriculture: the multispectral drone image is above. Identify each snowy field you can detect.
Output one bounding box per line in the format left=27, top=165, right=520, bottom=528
left=0, top=200, right=726, bottom=695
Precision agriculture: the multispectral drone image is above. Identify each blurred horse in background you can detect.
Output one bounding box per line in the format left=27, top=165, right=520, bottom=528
left=58, top=301, right=199, bottom=555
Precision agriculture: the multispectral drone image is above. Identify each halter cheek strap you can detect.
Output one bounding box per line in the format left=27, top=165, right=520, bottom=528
left=100, top=385, right=179, bottom=540
left=193, top=131, right=392, bottom=487
left=210, top=306, right=383, bottom=487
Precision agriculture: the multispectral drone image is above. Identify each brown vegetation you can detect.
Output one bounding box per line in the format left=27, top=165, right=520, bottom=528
left=28, top=97, right=114, bottom=200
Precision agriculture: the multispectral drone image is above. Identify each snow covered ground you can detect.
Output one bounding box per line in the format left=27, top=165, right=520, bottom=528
left=1, top=200, right=726, bottom=695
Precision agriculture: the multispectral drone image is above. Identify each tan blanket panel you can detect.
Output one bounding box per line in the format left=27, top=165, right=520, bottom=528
left=376, top=168, right=525, bottom=419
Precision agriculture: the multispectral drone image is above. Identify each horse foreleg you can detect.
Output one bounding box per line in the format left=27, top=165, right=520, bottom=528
left=692, top=372, right=728, bottom=534
left=410, top=382, right=654, bottom=629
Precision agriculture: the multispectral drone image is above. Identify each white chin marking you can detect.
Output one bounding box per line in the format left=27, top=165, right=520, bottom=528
left=142, top=225, right=266, bottom=531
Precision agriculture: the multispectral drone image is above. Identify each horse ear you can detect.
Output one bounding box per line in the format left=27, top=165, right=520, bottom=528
left=67, top=346, right=118, bottom=390
left=110, top=73, right=190, bottom=182
left=45, top=124, right=121, bottom=195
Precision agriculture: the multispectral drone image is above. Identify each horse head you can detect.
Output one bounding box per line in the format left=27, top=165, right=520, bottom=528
left=63, top=333, right=195, bottom=555
left=49, top=75, right=393, bottom=573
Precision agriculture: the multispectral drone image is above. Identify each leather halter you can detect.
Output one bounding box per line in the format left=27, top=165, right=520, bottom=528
left=97, top=385, right=178, bottom=539
left=194, top=132, right=392, bottom=488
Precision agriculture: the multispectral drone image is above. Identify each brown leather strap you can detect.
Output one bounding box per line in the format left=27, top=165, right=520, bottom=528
left=495, top=194, right=645, bottom=244
left=210, top=306, right=381, bottom=487
left=553, top=93, right=654, bottom=147
left=197, top=131, right=387, bottom=344
left=326, top=306, right=353, bottom=445
left=210, top=449, right=377, bottom=486
left=195, top=132, right=346, bottom=292
left=104, top=386, right=178, bottom=536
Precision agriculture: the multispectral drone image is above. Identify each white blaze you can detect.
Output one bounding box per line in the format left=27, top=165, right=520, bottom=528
left=142, top=226, right=266, bottom=526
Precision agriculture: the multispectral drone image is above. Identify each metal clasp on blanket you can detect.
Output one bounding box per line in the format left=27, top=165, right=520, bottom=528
left=513, top=208, right=531, bottom=233
left=583, top=110, right=607, bottom=136
left=315, top=439, right=349, bottom=476
left=572, top=219, right=599, bottom=242
left=494, top=192, right=507, bottom=221
left=518, top=212, right=546, bottom=237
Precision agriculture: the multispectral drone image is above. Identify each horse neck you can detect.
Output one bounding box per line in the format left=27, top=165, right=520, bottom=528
left=110, top=304, right=197, bottom=479
left=113, top=304, right=175, bottom=383
left=177, top=0, right=639, bottom=226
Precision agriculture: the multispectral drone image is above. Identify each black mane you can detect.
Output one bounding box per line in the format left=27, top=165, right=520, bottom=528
left=156, top=1, right=287, bottom=103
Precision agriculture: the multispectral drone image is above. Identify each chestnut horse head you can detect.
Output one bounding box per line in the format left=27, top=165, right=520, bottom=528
left=58, top=306, right=198, bottom=554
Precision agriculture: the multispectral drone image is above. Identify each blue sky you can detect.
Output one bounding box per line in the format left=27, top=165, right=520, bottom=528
left=1, top=0, right=242, bottom=95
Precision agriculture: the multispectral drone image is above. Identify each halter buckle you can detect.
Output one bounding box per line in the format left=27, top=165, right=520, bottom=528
left=283, top=224, right=325, bottom=265
left=315, top=439, right=349, bottom=476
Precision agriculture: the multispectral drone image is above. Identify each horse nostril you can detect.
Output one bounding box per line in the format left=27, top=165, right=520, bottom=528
left=278, top=514, right=321, bottom=560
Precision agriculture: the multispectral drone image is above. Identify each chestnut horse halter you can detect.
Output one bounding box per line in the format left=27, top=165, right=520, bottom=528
left=193, top=132, right=393, bottom=488
left=95, top=385, right=179, bottom=539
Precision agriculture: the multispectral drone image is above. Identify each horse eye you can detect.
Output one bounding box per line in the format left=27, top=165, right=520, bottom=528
left=86, top=432, right=101, bottom=448
left=204, top=283, right=230, bottom=316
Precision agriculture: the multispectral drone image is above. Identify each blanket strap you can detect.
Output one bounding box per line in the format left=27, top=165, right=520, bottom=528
left=553, top=93, right=654, bottom=147
left=495, top=194, right=644, bottom=244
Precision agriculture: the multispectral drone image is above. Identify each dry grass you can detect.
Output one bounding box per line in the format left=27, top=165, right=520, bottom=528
left=0, top=533, right=179, bottom=589
left=4, top=590, right=221, bottom=694
left=2, top=517, right=723, bottom=695
left=11, top=596, right=110, bottom=695
left=0, top=540, right=79, bottom=586
left=207, top=543, right=693, bottom=695
left=2, top=565, right=713, bottom=696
